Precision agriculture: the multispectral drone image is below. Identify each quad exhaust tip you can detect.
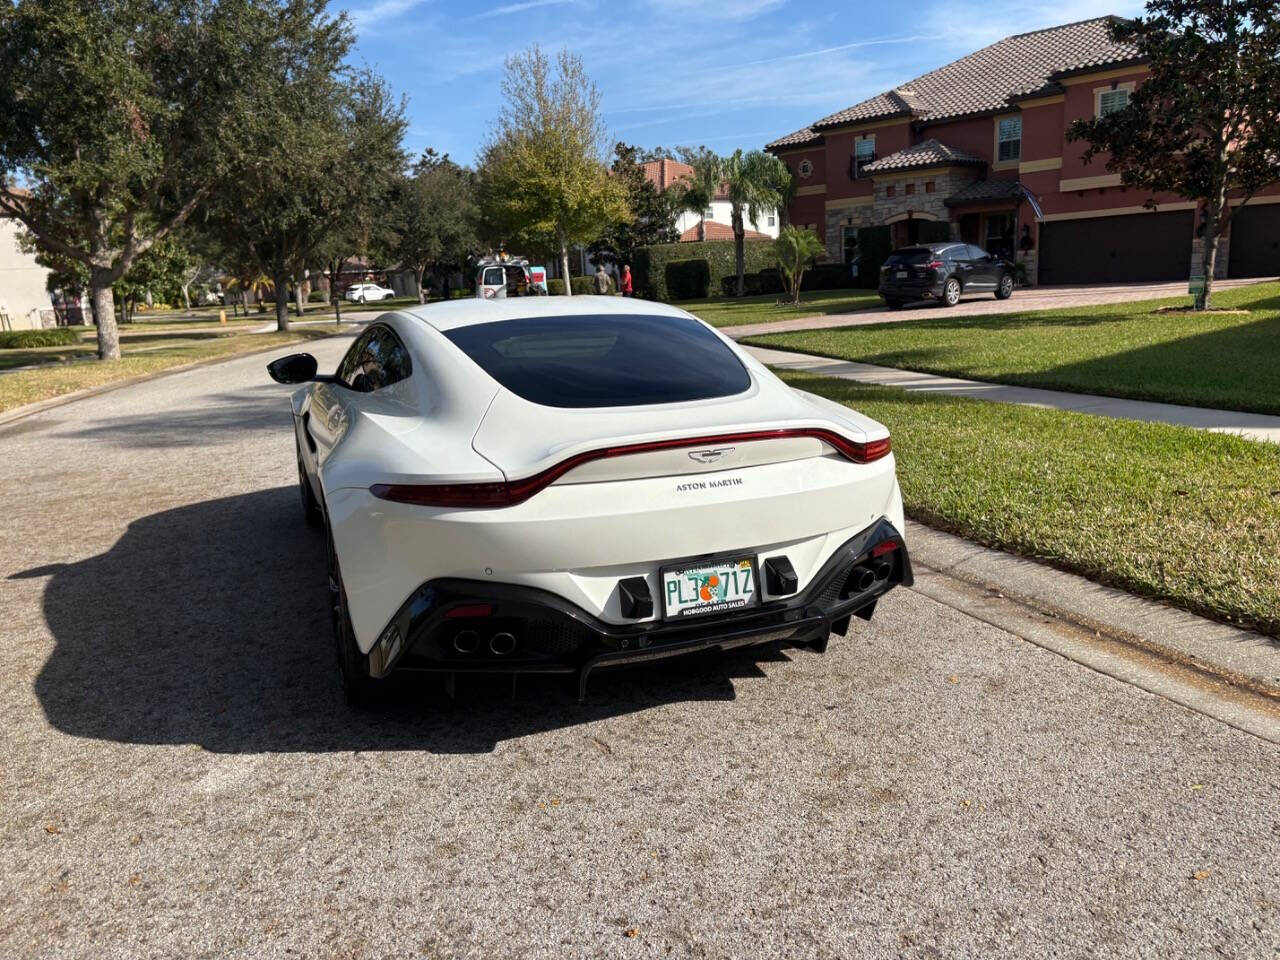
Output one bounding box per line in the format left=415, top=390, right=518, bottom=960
left=453, top=629, right=479, bottom=654
left=489, top=631, right=517, bottom=656
left=850, top=566, right=877, bottom=593
left=873, top=559, right=893, bottom=581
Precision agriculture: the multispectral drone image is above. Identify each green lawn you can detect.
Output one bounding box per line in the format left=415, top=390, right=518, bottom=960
left=0, top=327, right=335, bottom=414
left=750, top=281, right=1280, bottom=415
left=780, top=370, right=1280, bottom=638
left=675, top=289, right=880, bottom=328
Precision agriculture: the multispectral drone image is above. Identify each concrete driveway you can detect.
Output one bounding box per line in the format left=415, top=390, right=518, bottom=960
left=2, top=341, right=1278, bottom=958
left=726, top=276, right=1276, bottom=338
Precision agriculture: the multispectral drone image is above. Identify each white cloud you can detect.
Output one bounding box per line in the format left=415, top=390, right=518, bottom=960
left=465, top=0, right=578, bottom=20
left=348, top=0, right=427, bottom=30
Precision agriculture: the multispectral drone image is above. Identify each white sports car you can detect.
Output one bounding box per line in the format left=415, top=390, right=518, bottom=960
left=268, top=296, right=912, bottom=704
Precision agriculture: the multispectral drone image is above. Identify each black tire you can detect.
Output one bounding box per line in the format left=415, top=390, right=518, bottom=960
left=942, top=276, right=962, bottom=307
left=995, top=273, right=1014, bottom=300
left=884, top=299, right=905, bottom=310
left=297, top=442, right=324, bottom=529
left=328, top=530, right=382, bottom=708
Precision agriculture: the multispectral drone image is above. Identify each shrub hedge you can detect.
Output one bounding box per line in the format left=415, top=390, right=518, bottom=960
left=633, top=239, right=777, bottom=301
left=667, top=259, right=712, bottom=299
left=547, top=276, right=617, bottom=295
left=0, top=328, right=80, bottom=349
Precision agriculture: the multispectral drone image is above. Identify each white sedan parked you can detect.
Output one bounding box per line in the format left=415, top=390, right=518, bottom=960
left=267, top=296, right=911, bottom=704
left=344, top=282, right=395, bottom=303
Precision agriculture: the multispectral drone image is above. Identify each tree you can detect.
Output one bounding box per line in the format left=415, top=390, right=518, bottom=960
left=476, top=46, right=628, bottom=295
left=207, top=11, right=406, bottom=331
left=391, top=150, right=479, bottom=304
left=113, top=237, right=192, bottom=322
left=588, top=143, right=679, bottom=269
left=674, top=147, right=790, bottom=297
left=773, top=228, right=826, bottom=305
left=0, top=0, right=279, bottom=359
left=1068, top=2, right=1280, bottom=310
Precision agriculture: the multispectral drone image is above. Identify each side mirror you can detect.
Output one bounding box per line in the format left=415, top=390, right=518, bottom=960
left=267, top=353, right=319, bottom=384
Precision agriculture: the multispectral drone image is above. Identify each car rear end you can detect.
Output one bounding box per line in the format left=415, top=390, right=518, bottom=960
left=879, top=247, right=947, bottom=304
left=326, top=306, right=912, bottom=695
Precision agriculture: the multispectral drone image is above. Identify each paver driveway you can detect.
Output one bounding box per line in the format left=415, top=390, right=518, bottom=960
left=1, top=338, right=1278, bottom=959
left=724, top=276, right=1275, bottom=339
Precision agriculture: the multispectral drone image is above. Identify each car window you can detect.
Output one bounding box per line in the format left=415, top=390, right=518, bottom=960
left=966, top=244, right=989, bottom=260
left=482, top=267, right=504, bottom=285
left=883, top=248, right=933, bottom=266
left=373, top=326, right=412, bottom=387
left=444, top=314, right=751, bottom=408
left=338, top=329, right=377, bottom=385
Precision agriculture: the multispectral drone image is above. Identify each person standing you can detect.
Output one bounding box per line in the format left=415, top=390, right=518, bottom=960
left=620, top=264, right=634, bottom=297
left=593, top=263, right=611, bottom=295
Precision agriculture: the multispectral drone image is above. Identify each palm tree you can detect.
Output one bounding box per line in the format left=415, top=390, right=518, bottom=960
left=721, top=149, right=790, bottom=297
left=671, top=147, right=722, bottom=243
left=773, top=227, right=826, bottom=305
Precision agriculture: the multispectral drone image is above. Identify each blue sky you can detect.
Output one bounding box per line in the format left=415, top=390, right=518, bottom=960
left=339, top=0, right=1147, bottom=167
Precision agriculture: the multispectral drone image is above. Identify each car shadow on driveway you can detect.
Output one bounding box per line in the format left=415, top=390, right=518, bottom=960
left=19, top=487, right=791, bottom=755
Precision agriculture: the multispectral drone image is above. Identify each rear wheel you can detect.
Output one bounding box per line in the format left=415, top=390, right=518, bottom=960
left=942, top=277, right=961, bottom=307
left=995, top=273, right=1014, bottom=300
left=328, top=528, right=381, bottom=708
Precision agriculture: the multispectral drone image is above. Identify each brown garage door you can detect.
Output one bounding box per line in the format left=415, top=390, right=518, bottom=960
left=1227, top=205, right=1280, bottom=278
left=1039, top=210, right=1193, bottom=284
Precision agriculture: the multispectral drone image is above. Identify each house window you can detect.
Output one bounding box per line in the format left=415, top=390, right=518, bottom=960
left=997, top=116, right=1021, bottom=163
left=886, top=185, right=896, bottom=198
left=767, top=214, right=776, bottom=227
left=703, top=208, right=714, bottom=220
left=1099, top=88, right=1130, bottom=116
left=797, top=159, right=813, bottom=178
left=925, top=181, right=935, bottom=193
left=905, top=183, right=915, bottom=195
left=851, top=137, right=875, bottom=179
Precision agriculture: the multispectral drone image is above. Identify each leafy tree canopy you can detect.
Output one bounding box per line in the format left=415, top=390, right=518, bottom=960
left=588, top=142, right=678, bottom=268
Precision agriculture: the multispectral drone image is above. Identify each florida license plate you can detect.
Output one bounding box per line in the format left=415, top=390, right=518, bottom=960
left=662, top=557, right=757, bottom=619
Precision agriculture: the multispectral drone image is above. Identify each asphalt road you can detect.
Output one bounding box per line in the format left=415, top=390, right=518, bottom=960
left=2, top=337, right=1278, bottom=959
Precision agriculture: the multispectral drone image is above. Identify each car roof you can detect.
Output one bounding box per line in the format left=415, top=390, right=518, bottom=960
left=397, top=294, right=695, bottom=332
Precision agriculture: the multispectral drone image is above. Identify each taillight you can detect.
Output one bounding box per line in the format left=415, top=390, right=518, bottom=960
left=369, top=428, right=892, bottom=508
left=925, top=260, right=943, bottom=270
left=870, top=538, right=901, bottom=558
left=445, top=603, right=493, bottom=618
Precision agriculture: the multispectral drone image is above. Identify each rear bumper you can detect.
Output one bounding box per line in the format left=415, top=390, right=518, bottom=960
left=369, top=518, right=911, bottom=697
left=878, top=279, right=945, bottom=300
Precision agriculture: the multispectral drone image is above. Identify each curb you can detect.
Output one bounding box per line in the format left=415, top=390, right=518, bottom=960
left=905, top=520, right=1280, bottom=741
left=0, top=328, right=356, bottom=433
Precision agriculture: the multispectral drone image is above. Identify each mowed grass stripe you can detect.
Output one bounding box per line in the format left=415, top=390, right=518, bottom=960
left=752, top=282, right=1280, bottom=415
left=780, top=370, right=1280, bottom=638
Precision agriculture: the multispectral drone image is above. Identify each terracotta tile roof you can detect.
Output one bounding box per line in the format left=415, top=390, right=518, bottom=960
left=640, top=158, right=694, bottom=192
left=804, top=17, right=1139, bottom=131
left=945, top=177, right=1026, bottom=204
left=766, top=126, right=823, bottom=150
left=679, top=221, right=771, bottom=242
left=861, top=139, right=985, bottom=173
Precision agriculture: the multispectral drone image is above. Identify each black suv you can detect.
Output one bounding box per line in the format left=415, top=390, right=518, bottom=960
left=878, top=242, right=1015, bottom=309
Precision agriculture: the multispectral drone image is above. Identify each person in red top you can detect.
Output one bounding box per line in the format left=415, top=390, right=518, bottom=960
left=620, top=264, right=634, bottom=297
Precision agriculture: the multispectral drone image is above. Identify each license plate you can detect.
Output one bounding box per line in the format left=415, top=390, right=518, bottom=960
left=662, top=556, right=757, bottom=619
left=895, top=270, right=907, bottom=279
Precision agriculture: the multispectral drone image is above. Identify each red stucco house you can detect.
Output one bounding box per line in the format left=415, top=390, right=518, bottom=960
left=766, top=16, right=1280, bottom=285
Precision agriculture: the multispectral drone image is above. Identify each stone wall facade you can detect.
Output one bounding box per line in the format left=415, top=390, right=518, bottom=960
left=822, top=166, right=982, bottom=262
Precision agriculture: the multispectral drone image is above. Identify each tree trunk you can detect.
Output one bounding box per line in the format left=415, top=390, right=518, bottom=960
left=294, top=277, right=306, bottom=317
left=273, top=271, right=290, bottom=331
left=559, top=233, right=573, bottom=296
left=1196, top=187, right=1227, bottom=311
left=181, top=283, right=191, bottom=311
left=416, top=266, right=427, bottom=304
left=90, top=268, right=121, bottom=360
left=733, top=209, right=746, bottom=298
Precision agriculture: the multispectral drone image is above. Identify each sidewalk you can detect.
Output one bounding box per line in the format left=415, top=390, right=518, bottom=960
left=747, top=345, right=1280, bottom=445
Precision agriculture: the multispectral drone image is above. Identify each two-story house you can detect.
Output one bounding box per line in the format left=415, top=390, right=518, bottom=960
left=766, top=16, right=1280, bottom=285
left=640, top=158, right=780, bottom=243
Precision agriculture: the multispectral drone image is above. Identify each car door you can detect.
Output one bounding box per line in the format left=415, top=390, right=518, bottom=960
left=965, top=244, right=997, bottom=288
left=479, top=266, right=507, bottom=300
left=306, top=328, right=376, bottom=474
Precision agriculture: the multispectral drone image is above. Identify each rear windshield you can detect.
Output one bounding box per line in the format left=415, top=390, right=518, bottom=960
left=883, top=248, right=935, bottom=266
left=444, top=314, right=751, bottom=408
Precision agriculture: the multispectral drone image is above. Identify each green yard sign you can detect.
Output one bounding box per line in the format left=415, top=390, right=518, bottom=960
left=1188, top=274, right=1206, bottom=296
